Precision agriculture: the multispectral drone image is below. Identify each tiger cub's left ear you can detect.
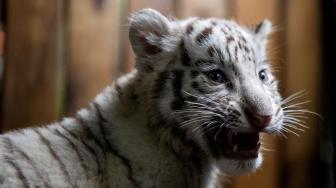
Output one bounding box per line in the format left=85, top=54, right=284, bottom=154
left=254, top=19, right=272, bottom=44
left=129, top=9, right=171, bottom=58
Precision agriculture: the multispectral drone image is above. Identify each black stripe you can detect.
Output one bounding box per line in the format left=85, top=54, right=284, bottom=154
left=76, top=114, right=107, bottom=175
left=115, top=82, right=123, bottom=97
left=238, top=41, right=242, bottom=50
left=226, top=36, right=234, bottom=43
left=112, top=157, right=139, bottom=188
left=190, top=70, right=200, bottom=78
left=92, top=102, right=112, bottom=151
left=211, top=20, right=217, bottom=26
left=196, top=27, right=213, bottom=44
left=215, top=48, right=226, bottom=65
left=207, top=46, right=216, bottom=57
left=191, top=82, right=207, bottom=93
left=140, top=63, right=154, bottom=73
left=172, top=70, right=184, bottom=96
left=244, top=46, right=250, bottom=53
left=92, top=102, right=140, bottom=188
left=53, top=128, right=89, bottom=179
left=225, top=25, right=233, bottom=32
left=61, top=123, right=103, bottom=175
left=11, top=139, right=51, bottom=188
left=231, top=64, right=240, bottom=77
left=153, top=117, right=203, bottom=187
left=255, top=22, right=263, bottom=33
left=35, top=130, right=74, bottom=188
left=3, top=137, right=30, bottom=188
left=221, top=28, right=228, bottom=35
left=234, top=46, right=238, bottom=61
left=180, top=41, right=191, bottom=67
left=4, top=157, right=30, bottom=188
left=239, top=35, right=247, bottom=43
left=171, top=70, right=185, bottom=110
left=152, top=71, right=169, bottom=99
left=170, top=126, right=203, bottom=171
left=226, top=46, right=232, bottom=62
left=186, top=22, right=194, bottom=34
left=76, top=115, right=106, bottom=155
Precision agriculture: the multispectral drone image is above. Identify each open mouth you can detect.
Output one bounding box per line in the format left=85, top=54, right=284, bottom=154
left=206, top=127, right=261, bottom=160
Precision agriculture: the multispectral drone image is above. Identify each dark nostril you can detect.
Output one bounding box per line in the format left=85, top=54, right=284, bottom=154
left=245, top=110, right=272, bottom=130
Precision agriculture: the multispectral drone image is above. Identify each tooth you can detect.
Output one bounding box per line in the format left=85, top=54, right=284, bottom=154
left=233, top=145, right=238, bottom=152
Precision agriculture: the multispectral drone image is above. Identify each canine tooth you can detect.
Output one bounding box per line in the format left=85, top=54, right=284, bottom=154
left=233, top=145, right=238, bottom=152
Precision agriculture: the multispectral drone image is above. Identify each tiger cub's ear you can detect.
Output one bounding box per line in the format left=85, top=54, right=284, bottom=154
left=254, top=19, right=272, bottom=45
left=129, top=9, right=171, bottom=58
left=252, top=19, right=272, bottom=56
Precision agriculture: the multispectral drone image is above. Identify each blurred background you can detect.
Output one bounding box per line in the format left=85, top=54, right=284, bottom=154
left=0, top=0, right=334, bottom=188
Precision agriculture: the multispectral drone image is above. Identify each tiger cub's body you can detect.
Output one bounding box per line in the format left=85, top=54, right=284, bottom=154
left=0, top=8, right=287, bottom=188
left=0, top=72, right=190, bottom=187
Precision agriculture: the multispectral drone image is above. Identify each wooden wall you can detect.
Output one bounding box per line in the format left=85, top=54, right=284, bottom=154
left=0, top=0, right=322, bottom=187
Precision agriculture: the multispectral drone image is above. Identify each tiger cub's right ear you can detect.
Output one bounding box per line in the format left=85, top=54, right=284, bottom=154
left=129, top=9, right=171, bottom=58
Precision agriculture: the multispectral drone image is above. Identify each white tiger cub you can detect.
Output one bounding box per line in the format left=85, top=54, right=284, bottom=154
left=0, top=9, right=286, bottom=188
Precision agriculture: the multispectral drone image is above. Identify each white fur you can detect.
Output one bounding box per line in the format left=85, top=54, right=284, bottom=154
left=0, top=9, right=281, bottom=188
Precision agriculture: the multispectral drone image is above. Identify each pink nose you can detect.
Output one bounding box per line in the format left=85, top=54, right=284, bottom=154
left=245, top=110, right=272, bottom=130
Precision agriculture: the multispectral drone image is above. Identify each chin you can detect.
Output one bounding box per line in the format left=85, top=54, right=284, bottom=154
left=215, top=153, right=263, bottom=175
left=203, top=126, right=265, bottom=175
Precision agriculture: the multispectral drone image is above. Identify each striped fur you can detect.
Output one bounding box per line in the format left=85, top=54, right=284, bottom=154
left=0, top=74, right=187, bottom=187
left=0, top=9, right=284, bottom=188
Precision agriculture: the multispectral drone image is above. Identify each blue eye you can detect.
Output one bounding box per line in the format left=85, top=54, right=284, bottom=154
left=258, top=69, right=268, bottom=82
left=206, top=70, right=226, bottom=83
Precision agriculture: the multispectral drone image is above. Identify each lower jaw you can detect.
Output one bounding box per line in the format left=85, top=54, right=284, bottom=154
left=216, top=153, right=263, bottom=175
left=222, top=150, right=259, bottom=160
left=221, top=153, right=260, bottom=161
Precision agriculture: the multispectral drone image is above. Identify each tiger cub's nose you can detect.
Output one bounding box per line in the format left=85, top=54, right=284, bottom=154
left=245, top=110, right=272, bottom=130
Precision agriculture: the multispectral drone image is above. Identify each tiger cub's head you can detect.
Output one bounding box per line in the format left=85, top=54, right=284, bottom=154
left=129, top=9, right=283, bottom=175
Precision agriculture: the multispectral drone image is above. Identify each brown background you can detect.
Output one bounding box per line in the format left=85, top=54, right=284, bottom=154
left=0, top=0, right=328, bottom=188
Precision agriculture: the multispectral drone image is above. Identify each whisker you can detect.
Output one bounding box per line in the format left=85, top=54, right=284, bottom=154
left=201, top=122, right=219, bottom=137
left=282, top=100, right=311, bottom=109
left=284, top=109, right=322, bottom=119
left=191, top=122, right=207, bottom=133
left=281, top=127, right=300, bottom=137
left=277, top=130, right=288, bottom=139
left=177, top=114, right=215, bottom=120
left=283, top=116, right=307, bottom=124
left=182, top=90, right=217, bottom=105
left=284, top=114, right=308, bottom=119
left=261, top=146, right=275, bottom=152
left=172, top=110, right=217, bottom=115
left=284, top=120, right=309, bottom=129
left=283, top=123, right=305, bottom=132
left=180, top=117, right=210, bottom=128
left=214, top=121, right=234, bottom=140
left=281, top=90, right=307, bottom=105
left=185, top=101, right=212, bottom=109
